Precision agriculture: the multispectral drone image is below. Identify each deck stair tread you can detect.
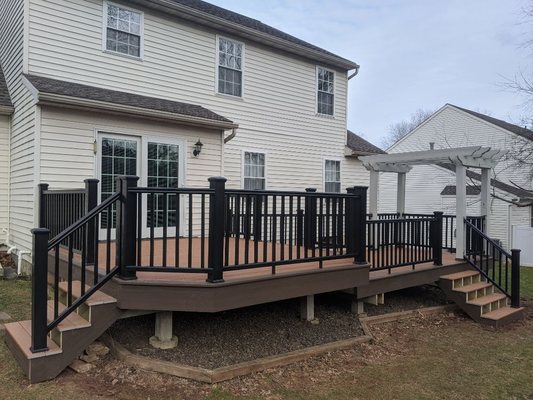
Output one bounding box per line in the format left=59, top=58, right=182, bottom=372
left=481, top=306, right=525, bottom=321
left=454, top=282, right=492, bottom=293
left=3, top=320, right=62, bottom=359
left=47, top=300, right=91, bottom=332
left=466, top=293, right=506, bottom=306
left=58, top=281, right=117, bottom=306
left=440, top=270, right=479, bottom=280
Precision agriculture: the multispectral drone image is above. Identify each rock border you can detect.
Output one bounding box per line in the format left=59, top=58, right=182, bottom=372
left=101, top=304, right=457, bottom=383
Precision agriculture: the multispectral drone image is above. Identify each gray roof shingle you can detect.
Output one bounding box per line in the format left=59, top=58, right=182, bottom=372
left=347, top=130, right=386, bottom=155
left=450, top=104, right=533, bottom=142
left=439, top=163, right=532, bottom=201
left=25, top=74, right=234, bottom=125
left=440, top=185, right=481, bottom=196
left=143, top=0, right=357, bottom=69
left=0, top=65, right=13, bottom=108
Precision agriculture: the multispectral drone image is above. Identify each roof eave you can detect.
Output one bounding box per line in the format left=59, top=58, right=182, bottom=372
left=139, top=0, right=359, bottom=71
left=37, top=92, right=239, bottom=130
left=344, top=146, right=383, bottom=157
left=0, top=105, right=14, bottom=115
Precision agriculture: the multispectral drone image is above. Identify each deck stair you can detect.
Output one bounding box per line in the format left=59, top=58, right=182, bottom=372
left=3, top=281, right=121, bottom=383
left=439, top=270, right=524, bottom=327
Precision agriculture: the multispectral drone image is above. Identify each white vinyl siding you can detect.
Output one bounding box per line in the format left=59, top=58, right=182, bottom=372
left=217, top=36, right=243, bottom=97
left=324, top=159, right=341, bottom=192
left=243, top=151, right=265, bottom=190
left=0, top=0, right=37, bottom=252
left=103, top=2, right=143, bottom=58
left=26, top=0, right=351, bottom=193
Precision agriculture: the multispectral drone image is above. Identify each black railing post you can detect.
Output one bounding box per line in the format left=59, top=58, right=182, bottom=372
left=432, top=211, right=443, bottom=266
left=116, top=176, right=139, bottom=280
left=31, top=228, right=50, bottom=353
left=207, top=177, right=227, bottom=283
left=38, top=183, right=49, bottom=228
left=348, top=186, right=368, bottom=264
left=296, top=209, right=304, bottom=247
left=253, top=194, right=263, bottom=240
left=511, top=249, right=521, bottom=308
left=84, top=179, right=99, bottom=264
left=304, top=188, right=317, bottom=250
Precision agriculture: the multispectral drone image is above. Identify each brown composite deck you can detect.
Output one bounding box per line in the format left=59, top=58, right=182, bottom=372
left=52, top=239, right=467, bottom=312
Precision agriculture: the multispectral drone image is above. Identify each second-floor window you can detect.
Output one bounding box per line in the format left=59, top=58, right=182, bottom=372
left=105, top=2, right=143, bottom=58
left=243, top=151, right=265, bottom=190
left=217, top=37, right=244, bottom=97
left=324, top=160, right=341, bottom=193
left=317, top=67, right=335, bottom=116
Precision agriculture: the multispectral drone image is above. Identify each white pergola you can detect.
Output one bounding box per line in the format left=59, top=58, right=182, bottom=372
left=359, top=146, right=508, bottom=259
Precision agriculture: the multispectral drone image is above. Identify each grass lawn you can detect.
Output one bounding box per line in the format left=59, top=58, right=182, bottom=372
left=0, top=268, right=532, bottom=400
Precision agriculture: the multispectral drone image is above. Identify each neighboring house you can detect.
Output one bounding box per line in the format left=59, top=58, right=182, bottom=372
left=0, top=0, right=382, bottom=267
left=378, top=104, right=533, bottom=250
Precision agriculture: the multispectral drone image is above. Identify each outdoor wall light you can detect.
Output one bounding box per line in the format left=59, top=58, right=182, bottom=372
left=193, top=139, right=203, bottom=157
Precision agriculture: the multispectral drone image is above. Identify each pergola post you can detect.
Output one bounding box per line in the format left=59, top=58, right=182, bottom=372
left=396, top=172, right=406, bottom=216
left=455, top=164, right=467, bottom=259
left=480, top=168, right=491, bottom=236
left=369, top=170, right=379, bottom=218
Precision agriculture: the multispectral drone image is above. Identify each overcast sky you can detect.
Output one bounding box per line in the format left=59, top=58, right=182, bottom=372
left=208, top=0, right=532, bottom=148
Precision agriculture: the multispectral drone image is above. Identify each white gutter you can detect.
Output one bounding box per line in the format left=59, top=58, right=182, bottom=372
left=347, top=65, right=361, bottom=80
left=224, top=127, right=238, bottom=143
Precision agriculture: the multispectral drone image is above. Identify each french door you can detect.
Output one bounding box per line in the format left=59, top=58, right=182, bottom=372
left=97, top=133, right=183, bottom=239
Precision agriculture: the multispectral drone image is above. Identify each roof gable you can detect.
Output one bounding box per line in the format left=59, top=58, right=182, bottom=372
left=449, top=104, right=533, bottom=142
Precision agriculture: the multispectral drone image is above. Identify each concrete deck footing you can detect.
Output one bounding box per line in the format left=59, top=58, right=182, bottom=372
left=149, top=311, right=178, bottom=349
left=300, top=295, right=315, bottom=322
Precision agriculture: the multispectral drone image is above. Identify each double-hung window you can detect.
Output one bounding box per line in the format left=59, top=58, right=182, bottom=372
left=217, top=37, right=244, bottom=97
left=243, top=152, right=265, bottom=190
left=324, top=160, right=341, bottom=193
left=317, top=67, right=335, bottom=116
left=105, top=2, right=143, bottom=58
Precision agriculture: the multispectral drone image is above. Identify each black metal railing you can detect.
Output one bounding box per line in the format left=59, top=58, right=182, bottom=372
left=122, top=178, right=367, bottom=281
left=38, top=180, right=98, bottom=262
left=464, top=219, right=520, bottom=308
left=31, top=188, right=122, bottom=353
left=366, top=212, right=443, bottom=271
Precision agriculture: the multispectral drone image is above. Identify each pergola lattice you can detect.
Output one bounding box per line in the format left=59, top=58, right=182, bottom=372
left=359, top=146, right=508, bottom=258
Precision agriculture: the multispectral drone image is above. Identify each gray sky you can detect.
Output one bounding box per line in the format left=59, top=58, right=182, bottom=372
left=208, top=0, right=532, bottom=148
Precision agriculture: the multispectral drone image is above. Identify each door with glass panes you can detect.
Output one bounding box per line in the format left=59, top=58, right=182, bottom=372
left=98, top=134, right=183, bottom=239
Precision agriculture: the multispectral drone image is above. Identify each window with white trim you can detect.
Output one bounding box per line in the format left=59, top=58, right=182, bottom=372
left=317, top=67, right=335, bottom=116
left=324, top=160, right=341, bottom=193
left=105, top=3, right=142, bottom=58
left=243, top=152, right=265, bottom=190
left=217, top=37, right=243, bottom=97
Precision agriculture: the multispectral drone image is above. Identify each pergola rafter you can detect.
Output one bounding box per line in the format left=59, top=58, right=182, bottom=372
left=359, top=146, right=508, bottom=259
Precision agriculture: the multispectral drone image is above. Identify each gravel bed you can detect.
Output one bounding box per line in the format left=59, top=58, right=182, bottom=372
left=109, top=293, right=364, bottom=369
left=365, top=284, right=451, bottom=316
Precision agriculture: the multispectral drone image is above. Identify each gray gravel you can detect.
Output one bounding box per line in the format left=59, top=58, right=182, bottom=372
left=109, top=293, right=364, bottom=369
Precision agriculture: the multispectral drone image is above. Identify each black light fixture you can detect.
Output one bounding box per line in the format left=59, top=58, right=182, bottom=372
left=193, top=139, right=203, bottom=157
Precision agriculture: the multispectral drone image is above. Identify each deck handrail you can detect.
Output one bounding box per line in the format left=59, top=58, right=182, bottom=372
left=31, top=189, right=123, bottom=353
left=463, top=218, right=520, bottom=307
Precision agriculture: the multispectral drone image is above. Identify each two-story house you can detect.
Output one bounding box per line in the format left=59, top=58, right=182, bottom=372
left=0, top=0, right=383, bottom=270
